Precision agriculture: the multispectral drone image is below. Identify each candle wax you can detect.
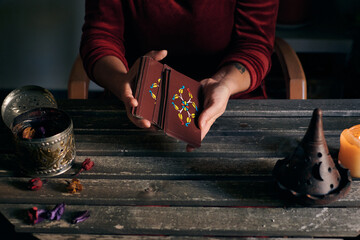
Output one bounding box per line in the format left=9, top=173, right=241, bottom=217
left=338, top=124, right=360, bottom=178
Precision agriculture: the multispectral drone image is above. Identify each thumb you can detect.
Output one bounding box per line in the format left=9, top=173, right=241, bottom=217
left=198, top=112, right=216, bottom=141
left=198, top=102, right=221, bottom=130
left=121, top=83, right=138, bottom=109
left=145, top=50, right=168, bottom=61
left=198, top=100, right=225, bottom=140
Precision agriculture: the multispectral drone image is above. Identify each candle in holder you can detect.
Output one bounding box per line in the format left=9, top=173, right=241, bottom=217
left=338, top=124, right=360, bottom=178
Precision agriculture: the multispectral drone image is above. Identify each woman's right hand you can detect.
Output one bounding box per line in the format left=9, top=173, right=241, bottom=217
left=93, top=50, right=168, bottom=129
left=121, top=50, right=168, bottom=128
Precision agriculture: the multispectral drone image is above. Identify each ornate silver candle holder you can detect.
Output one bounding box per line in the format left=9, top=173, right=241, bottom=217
left=1, top=85, right=76, bottom=177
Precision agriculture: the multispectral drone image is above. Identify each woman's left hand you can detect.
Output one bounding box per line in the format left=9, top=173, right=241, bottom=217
left=186, top=63, right=251, bottom=152
left=186, top=78, right=231, bottom=152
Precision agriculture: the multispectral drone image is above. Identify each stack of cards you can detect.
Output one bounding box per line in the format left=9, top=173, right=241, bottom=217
left=131, top=56, right=202, bottom=147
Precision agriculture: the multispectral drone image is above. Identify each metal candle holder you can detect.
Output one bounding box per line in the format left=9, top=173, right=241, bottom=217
left=273, top=108, right=351, bottom=205
left=1, top=86, right=76, bottom=177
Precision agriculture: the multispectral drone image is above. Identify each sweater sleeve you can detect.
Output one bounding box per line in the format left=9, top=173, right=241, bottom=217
left=80, top=0, right=129, bottom=80
left=220, top=0, right=279, bottom=96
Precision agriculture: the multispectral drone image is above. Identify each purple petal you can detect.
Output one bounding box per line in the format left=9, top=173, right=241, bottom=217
left=71, top=211, right=90, bottom=224
left=48, top=203, right=66, bottom=220
left=37, top=209, right=48, bottom=224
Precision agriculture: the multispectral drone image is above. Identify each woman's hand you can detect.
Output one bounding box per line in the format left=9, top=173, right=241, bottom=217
left=120, top=50, right=168, bottom=129
left=93, top=50, right=168, bottom=129
left=199, top=78, right=231, bottom=141
left=186, top=78, right=231, bottom=152
left=186, top=63, right=251, bottom=152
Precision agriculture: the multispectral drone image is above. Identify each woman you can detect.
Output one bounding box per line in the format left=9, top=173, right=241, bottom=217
left=80, top=0, right=279, bottom=151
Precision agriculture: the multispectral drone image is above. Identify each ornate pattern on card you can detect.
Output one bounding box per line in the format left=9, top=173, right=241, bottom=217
left=171, top=85, right=198, bottom=127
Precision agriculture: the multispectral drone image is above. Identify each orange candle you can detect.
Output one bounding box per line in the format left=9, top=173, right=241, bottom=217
left=338, top=124, right=360, bottom=178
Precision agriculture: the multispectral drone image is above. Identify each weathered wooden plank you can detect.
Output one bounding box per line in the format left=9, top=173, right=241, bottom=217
left=0, top=153, right=282, bottom=179
left=0, top=135, right=297, bottom=156
left=0, top=154, right=279, bottom=178
left=4, top=100, right=358, bottom=136
left=0, top=112, right=354, bottom=157
left=224, top=99, right=360, bottom=117
left=0, top=137, right=343, bottom=167
left=0, top=142, right=344, bottom=180
left=71, top=134, right=340, bottom=157
left=0, top=178, right=282, bottom=207
left=33, top=233, right=343, bottom=240
left=202, top=116, right=359, bottom=134
left=0, top=115, right=354, bottom=155
left=0, top=177, right=359, bottom=207
left=58, top=99, right=360, bottom=116
left=0, top=150, right=348, bottom=179
left=0, top=133, right=345, bottom=165
left=1, top=204, right=360, bottom=237
left=57, top=99, right=360, bottom=117
left=0, top=133, right=303, bottom=156
left=34, top=235, right=214, bottom=240
left=68, top=115, right=360, bottom=134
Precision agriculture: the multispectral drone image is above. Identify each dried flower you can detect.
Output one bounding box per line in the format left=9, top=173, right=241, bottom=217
left=27, top=203, right=66, bottom=225
left=27, top=207, right=48, bottom=224
left=82, top=158, right=94, bottom=171
left=47, top=203, right=66, bottom=221
left=22, top=127, right=35, bottom=139
left=27, top=207, right=39, bottom=224
left=66, top=178, right=83, bottom=194
left=28, top=178, right=47, bottom=191
left=74, top=158, right=94, bottom=176
left=71, top=210, right=90, bottom=224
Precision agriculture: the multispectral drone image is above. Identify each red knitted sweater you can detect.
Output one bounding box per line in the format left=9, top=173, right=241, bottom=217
left=80, top=0, right=279, bottom=98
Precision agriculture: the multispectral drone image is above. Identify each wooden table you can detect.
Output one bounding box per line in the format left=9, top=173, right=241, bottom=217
left=1, top=99, right=360, bottom=239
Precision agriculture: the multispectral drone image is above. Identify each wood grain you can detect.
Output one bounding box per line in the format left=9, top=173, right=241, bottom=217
left=1, top=99, right=359, bottom=238
left=1, top=204, right=360, bottom=237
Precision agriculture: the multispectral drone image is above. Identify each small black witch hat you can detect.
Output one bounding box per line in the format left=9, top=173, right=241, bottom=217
left=273, top=108, right=351, bottom=205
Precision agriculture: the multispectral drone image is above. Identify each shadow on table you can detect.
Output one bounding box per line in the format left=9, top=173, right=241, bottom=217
left=0, top=211, right=38, bottom=240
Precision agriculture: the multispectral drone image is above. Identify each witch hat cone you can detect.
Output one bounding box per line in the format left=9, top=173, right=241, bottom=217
left=273, top=108, right=351, bottom=205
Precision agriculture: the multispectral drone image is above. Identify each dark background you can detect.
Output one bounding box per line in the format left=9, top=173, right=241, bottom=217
left=0, top=0, right=359, bottom=99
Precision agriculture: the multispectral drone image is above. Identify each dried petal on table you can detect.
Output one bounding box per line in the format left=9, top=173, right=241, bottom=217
left=82, top=158, right=94, bottom=171
left=66, top=178, right=83, bottom=193
left=71, top=210, right=90, bottom=224
left=27, top=203, right=66, bottom=225
left=74, top=158, right=94, bottom=176
left=47, top=203, right=66, bottom=221
left=28, top=178, right=44, bottom=191
left=27, top=207, right=47, bottom=224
